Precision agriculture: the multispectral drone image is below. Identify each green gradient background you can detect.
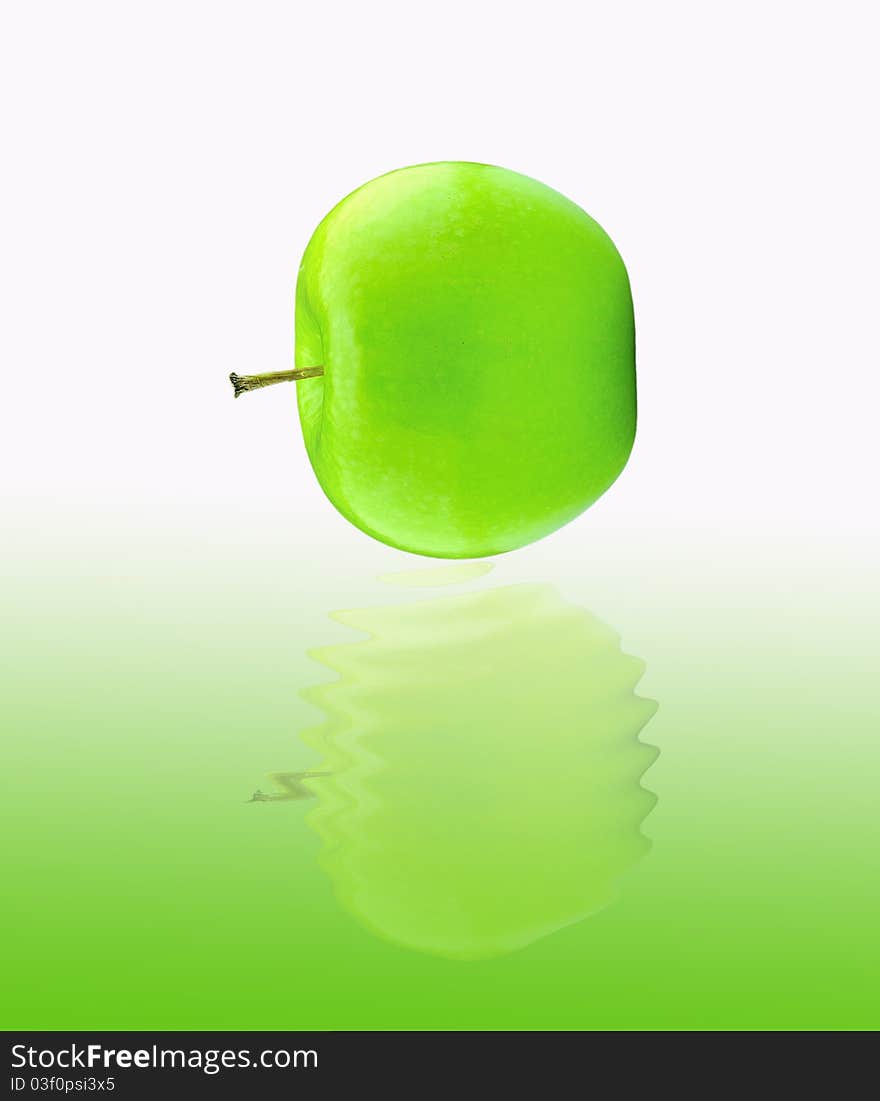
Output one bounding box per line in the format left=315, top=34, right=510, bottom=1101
left=3, top=535, right=878, bottom=1031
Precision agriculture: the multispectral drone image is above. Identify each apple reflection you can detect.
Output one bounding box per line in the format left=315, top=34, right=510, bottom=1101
left=297, top=576, right=659, bottom=961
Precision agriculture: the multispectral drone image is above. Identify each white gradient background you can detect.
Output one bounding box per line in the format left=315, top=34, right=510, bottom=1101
left=2, top=1, right=877, bottom=556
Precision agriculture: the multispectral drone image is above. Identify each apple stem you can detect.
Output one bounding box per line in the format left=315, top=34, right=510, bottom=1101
left=229, top=367, right=324, bottom=398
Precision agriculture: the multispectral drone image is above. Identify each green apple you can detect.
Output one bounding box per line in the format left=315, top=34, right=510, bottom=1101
left=234, top=162, right=636, bottom=558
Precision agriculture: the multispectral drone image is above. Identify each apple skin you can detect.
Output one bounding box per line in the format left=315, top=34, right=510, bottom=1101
left=295, top=162, right=636, bottom=558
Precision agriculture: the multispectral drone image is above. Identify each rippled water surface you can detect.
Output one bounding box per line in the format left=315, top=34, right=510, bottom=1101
left=3, top=545, right=878, bottom=1030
